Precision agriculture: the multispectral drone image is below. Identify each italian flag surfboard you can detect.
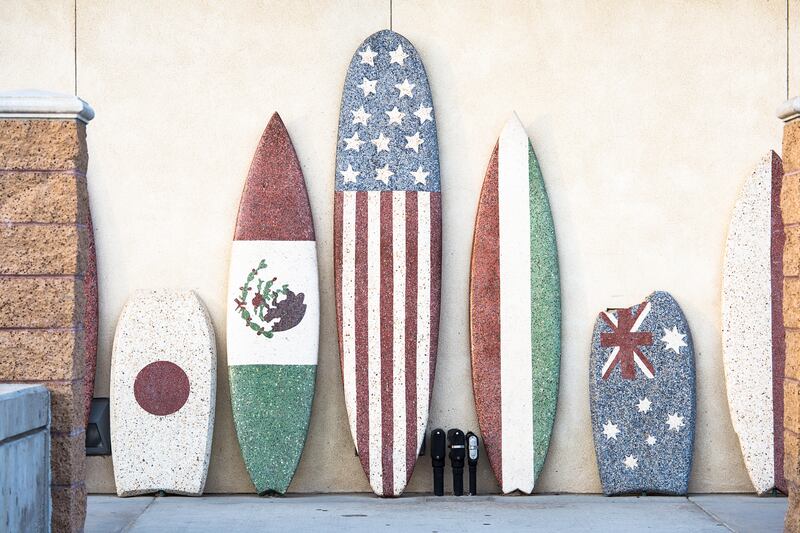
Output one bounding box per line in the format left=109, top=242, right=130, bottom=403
left=470, top=114, right=561, bottom=494
left=227, top=113, right=319, bottom=495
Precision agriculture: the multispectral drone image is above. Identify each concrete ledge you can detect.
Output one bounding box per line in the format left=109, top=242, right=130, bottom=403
left=778, top=96, right=800, bottom=122
left=0, top=383, right=49, bottom=441
left=0, top=90, right=94, bottom=124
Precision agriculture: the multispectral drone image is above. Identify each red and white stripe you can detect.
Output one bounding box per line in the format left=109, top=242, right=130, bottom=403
left=335, top=190, right=441, bottom=496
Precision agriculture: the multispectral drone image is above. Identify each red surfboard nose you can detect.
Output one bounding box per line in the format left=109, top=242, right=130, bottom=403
left=133, top=361, right=190, bottom=416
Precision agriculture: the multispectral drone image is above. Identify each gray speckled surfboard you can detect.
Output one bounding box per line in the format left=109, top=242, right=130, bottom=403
left=469, top=114, right=561, bottom=494
left=227, top=113, right=319, bottom=495
left=334, top=30, right=442, bottom=497
left=589, top=291, right=695, bottom=496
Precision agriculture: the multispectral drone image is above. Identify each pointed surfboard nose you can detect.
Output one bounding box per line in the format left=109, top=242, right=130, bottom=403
left=501, top=112, right=526, bottom=139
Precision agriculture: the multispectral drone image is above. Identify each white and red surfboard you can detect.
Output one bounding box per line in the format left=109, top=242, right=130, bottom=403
left=722, top=151, right=786, bottom=494
left=110, top=289, right=216, bottom=496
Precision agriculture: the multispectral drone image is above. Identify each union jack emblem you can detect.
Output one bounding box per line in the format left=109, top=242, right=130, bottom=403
left=600, top=301, right=654, bottom=380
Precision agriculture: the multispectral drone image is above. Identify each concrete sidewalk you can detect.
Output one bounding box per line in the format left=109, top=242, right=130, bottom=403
left=86, top=493, right=788, bottom=532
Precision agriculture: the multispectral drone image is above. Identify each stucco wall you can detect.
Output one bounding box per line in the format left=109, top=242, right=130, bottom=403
left=2, top=0, right=798, bottom=494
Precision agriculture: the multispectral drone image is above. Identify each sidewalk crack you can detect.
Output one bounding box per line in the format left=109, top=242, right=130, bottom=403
left=688, top=497, right=735, bottom=532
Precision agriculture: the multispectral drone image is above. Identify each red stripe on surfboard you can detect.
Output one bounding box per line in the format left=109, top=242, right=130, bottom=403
left=354, top=193, right=370, bottom=474
left=234, top=112, right=315, bottom=241
left=380, top=192, right=394, bottom=496
left=770, top=151, right=787, bottom=494
left=470, top=143, right=503, bottom=486
left=405, top=193, right=419, bottom=479
left=429, top=192, right=442, bottom=397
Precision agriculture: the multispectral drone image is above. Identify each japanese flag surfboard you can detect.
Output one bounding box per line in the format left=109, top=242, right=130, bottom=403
left=227, top=112, right=319, bottom=495
left=722, top=152, right=786, bottom=495
left=110, top=289, right=216, bottom=496
left=334, top=30, right=442, bottom=497
left=469, top=114, right=561, bottom=494
left=589, top=291, right=696, bottom=496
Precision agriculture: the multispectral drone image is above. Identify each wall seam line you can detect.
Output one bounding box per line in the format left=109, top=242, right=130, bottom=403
left=74, top=0, right=77, bottom=96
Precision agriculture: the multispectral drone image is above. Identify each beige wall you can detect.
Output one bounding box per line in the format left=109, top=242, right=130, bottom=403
left=2, top=0, right=798, bottom=494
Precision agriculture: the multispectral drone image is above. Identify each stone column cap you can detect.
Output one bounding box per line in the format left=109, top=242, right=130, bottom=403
left=0, top=90, right=94, bottom=123
left=777, top=96, right=800, bottom=122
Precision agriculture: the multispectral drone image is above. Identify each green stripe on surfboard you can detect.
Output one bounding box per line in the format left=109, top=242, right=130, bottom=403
left=229, top=364, right=316, bottom=494
left=528, top=141, right=561, bottom=482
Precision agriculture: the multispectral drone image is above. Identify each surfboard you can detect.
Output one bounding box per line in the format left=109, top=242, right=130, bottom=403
left=334, top=29, right=442, bottom=497
left=110, top=289, right=216, bottom=496
left=589, top=291, right=696, bottom=496
left=469, top=114, right=560, bottom=494
left=227, top=112, right=319, bottom=495
left=83, top=211, right=98, bottom=428
left=722, top=151, right=786, bottom=495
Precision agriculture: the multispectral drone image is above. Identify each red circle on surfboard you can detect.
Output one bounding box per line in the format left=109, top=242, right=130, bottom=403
left=133, top=361, right=190, bottom=416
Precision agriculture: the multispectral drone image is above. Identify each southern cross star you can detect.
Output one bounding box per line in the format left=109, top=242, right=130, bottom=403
left=386, top=106, right=405, bottom=125
left=371, top=132, right=390, bottom=152
left=389, top=44, right=409, bottom=65
left=414, top=105, right=433, bottom=123
left=411, top=166, right=429, bottom=185
left=357, top=77, right=377, bottom=97
left=395, top=79, right=415, bottom=99
left=405, top=132, right=424, bottom=152
left=358, top=45, right=377, bottom=66
left=374, top=164, right=393, bottom=185
left=666, top=413, right=685, bottom=432
left=351, top=106, right=371, bottom=126
left=661, top=326, right=687, bottom=355
left=340, top=164, right=360, bottom=183
left=646, top=434, right=657, bottom=446
left=343, top=132, right=365, bottom=151
left=623, top=455, right=638, bottom=470
left=602, top=420, right=620, bottom=440
left=637, top=397, right=652, bottom=413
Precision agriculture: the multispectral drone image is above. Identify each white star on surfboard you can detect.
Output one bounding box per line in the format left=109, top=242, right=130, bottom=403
left=661, top=326, right=687, bottom=354
left=358, top=45, right=377, bottom=66
left=602, top=420, right=620, bottom=440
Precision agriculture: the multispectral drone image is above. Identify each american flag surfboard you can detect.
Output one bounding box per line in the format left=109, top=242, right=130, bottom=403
left=334, top=30, right=441, bottom=497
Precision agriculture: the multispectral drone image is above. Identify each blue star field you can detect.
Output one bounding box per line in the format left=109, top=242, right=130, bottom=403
left=335, top=30, right=440, bottom=192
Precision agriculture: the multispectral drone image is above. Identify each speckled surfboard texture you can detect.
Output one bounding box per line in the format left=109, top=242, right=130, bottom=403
left=333, top=30, right=442, bottom=497
left=469, top=114, right=560, bottom=494
left=83, top=208, right=98, bottom=427
left=227, top=112, right=319, bottom=495
left=589, top=291, right=696, bottom=496
left=722, top=151, right=786, bottom=495
left=110, top=289, right=216, bottom=497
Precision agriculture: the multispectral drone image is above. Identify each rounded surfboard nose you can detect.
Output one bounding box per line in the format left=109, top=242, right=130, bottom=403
left=110, top=289, right=216, bottom=497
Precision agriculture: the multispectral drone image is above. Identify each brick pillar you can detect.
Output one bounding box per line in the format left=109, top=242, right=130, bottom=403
left=780, top=96, right=800, bottom=533
left=0, top=91, right=94, bottom=532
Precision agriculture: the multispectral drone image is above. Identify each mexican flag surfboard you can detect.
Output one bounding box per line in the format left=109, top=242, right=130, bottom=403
left=227, top=112, right=319, bottom=495
left=470, top=114, right=561, bottom=494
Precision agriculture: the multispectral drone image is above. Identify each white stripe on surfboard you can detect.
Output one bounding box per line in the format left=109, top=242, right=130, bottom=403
left=341, top=192, right=358, bottom=450
left=498, top=115, right=535, bottom=493
left=367, top=191, right=383, bottom=491
left=392, top=191, right=407, bottom=490
left=416, top=192, right=431, bottom=452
